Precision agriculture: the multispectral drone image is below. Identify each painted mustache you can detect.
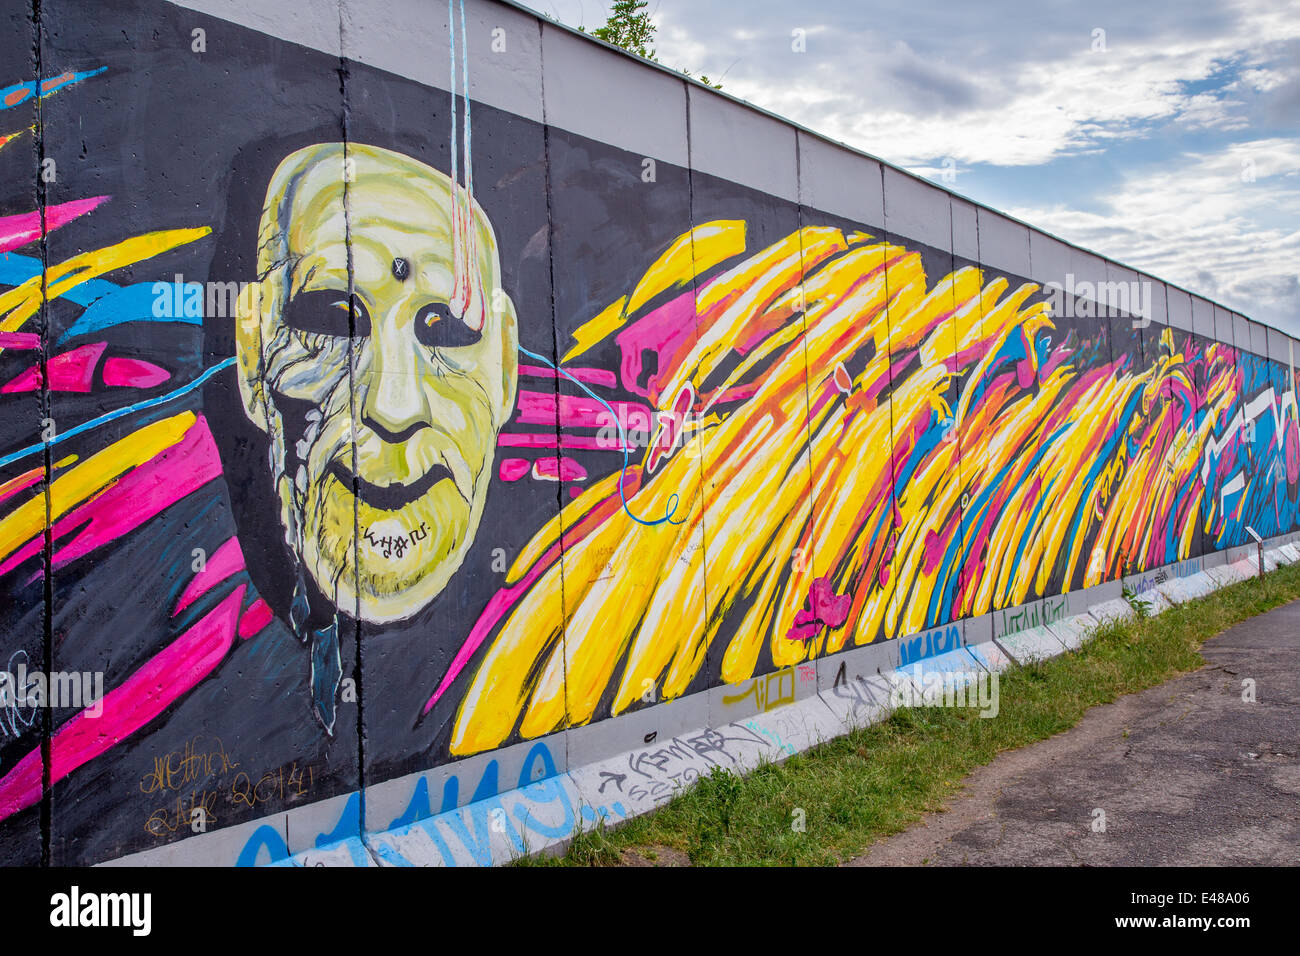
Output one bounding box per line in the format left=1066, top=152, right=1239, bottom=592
left=328, top=458, right=456, bottom=510
left=274, top=388, right=468, bottom=512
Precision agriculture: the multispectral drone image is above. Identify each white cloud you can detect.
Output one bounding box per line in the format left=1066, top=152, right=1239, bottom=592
left=650, top=0, right=1300, bottom=168
left=536, top=0, right=1298, bottom=329
left=1006, top=138, right=1300, bottom=333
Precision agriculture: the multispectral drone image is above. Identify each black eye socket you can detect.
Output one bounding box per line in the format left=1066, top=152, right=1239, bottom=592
left=283, top=290, right=371, bottom=337
left=415, top=302, right=482, bottom=349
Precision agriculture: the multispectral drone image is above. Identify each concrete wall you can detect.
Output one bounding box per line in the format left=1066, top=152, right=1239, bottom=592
left=0, top=0, right=1297, bottom=866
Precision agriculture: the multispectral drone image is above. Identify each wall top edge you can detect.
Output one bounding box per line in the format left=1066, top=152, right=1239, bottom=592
left=168, top=0, right=1284, bottom=340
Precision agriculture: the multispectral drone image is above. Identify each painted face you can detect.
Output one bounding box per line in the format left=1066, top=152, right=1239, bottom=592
left=236, top=143, right=518, bottom=624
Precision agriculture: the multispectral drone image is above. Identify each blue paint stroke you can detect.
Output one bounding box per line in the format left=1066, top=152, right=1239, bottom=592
left=315, top=792, right=361, bottom=847
left=235, top=824, right=290, bottom=867
left=0, top=252, right=118, bottom=304
left=0, top=66, right=106, bottom=112
left=0, top=356, right=235, bottom=470
left=57, top=281, right=202, bottom=343
left=0, top=261, right=202, bottom=344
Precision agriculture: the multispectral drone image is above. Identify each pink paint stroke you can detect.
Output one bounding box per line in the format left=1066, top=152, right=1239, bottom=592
left=0, top=414, right=222, bottom=580
left=0, top=466, right=43, bottom=506
left=498, top=432, right=634, bottom=452
left=532, top=456, right=587, bottom=482
left=615, top=286, right=698, bottom=401
left=237, top=598, right=274, bottom=640
left=0, top=586, right=243, bottom=822
left=514, top=389, right=652, bottom=431
left=518, top=364, right=617, bottom=389
left=787, top=576, right=852, bottom=641
left=426, top=480, right=638, bottom=713
left=0, top=195, right=109, bottom=254
left=0, top=332, right=39, bottom=349
left=173, top=536, right=246, bottom=616
left=498, top=457, right=531, bottom=482
left=102, top=357, right=170, bottom=388
left=1, top=342, right=105, bottom=394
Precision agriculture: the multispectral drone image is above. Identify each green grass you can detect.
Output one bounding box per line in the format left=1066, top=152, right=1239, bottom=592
left=515, top=557, right=1300, bottom=866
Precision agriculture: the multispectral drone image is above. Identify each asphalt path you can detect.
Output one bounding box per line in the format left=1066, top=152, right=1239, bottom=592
left=849, top=599, right=1300, bottom=866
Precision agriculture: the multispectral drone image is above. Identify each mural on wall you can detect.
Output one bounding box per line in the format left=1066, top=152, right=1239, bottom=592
left=440, top=220, right=1300, bottom=755
left=0, top=0, right=1296, bottom=864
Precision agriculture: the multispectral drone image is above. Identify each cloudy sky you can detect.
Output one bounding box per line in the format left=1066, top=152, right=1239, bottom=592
left=533, top=0, right=1300, bottom=335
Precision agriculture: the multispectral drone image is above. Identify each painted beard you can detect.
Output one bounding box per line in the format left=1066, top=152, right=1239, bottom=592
left=258, top=308, right=507, bottom=626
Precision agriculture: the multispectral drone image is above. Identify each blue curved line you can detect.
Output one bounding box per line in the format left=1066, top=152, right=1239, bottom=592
left=0, top=356, right=235, bottom=470
left=517, top=345, right=682, bottom=527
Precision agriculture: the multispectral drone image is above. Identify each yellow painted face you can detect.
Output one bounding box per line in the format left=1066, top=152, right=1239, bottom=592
left=236, top=143, right=518, bottom=624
